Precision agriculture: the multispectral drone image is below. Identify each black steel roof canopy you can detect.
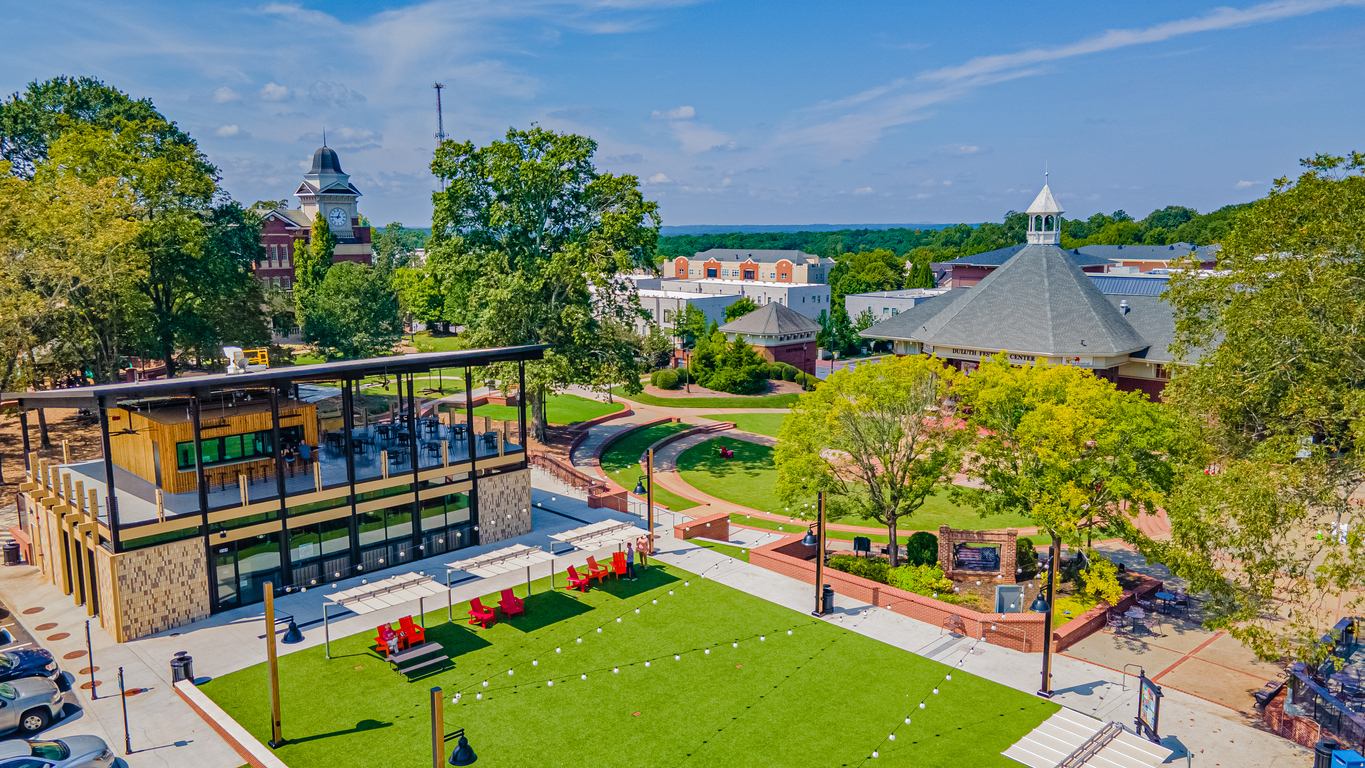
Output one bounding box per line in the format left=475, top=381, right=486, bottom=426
left=5, top=344, right=548, bottom=409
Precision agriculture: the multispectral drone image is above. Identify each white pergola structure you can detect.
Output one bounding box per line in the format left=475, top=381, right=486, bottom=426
left=447, top=543, right=555, bottom=577
left=549, top=520, right=650, bottom=553
left=320, top=572, right=445, bottom=658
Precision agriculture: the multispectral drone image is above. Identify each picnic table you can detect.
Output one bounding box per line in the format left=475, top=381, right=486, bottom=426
left=388, top=641, right=448, bottom=677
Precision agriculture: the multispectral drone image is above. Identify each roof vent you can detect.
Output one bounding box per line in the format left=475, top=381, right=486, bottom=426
left=1168, top=245, right=1175, bottom=250
left=1073, top=249, right=1079, bottom=254
left=1117, top=244, right=1123, bottom=249
left=1120, top=299, right=1129, bottom=315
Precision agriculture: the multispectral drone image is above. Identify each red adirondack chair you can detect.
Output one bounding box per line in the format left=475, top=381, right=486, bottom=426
left=499, top=589, right=525, bottom=618
left=375, top=624, right=399, bottom=656
left=585, top=556, right=609, bottom=583
left=468, top=597, right=496, bottom=628
left=610, top=551, right=628, bottom=579
left=566, top=565, right=591, bottom=593
left=399, top=615, right=426, bottom=646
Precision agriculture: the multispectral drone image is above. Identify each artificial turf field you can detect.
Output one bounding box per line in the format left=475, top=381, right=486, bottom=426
left=200, top=563, right=1055, bottom=767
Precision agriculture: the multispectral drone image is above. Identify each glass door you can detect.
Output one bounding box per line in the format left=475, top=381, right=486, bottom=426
left=215, top=544, right=239, bottom=610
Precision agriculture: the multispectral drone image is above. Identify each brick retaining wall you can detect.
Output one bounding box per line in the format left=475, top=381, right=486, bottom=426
left=675, top=511, right=731, bottom=540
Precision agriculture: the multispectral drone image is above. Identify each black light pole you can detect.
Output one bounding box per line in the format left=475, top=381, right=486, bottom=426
left=85, top=619, right=95, bottom=699
left=805, top=491, right=826, bottom=616
left=1030, top=532, right=1060, bottom=698
left=118, top=666, right=130, bottom=755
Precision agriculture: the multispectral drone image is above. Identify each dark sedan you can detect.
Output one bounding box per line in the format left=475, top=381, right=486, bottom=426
left=0, top=651, right=58, bottom=684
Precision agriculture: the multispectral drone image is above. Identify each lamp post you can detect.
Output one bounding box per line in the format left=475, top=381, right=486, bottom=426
left=264, top=582, right=284, bottom=747
left=1030, top=533, right=1060, bottom=698
left=632, top=448, right=655, bottom=568
left=432, top=686, right=478, bottom=765
left=805, top=491, right=826, bottom=616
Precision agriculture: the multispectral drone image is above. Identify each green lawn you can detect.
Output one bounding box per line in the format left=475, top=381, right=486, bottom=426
left=358, top=373, right=466, bottom=397
left=598, top=422, right=698, bottom=511
left=679, top=438, right=1034, bottom=532
left=611, top=386, right=799, bottom=409
left=702, top=412, right=788, bottom=437
left=200, top=564, right=1055, bottom=767
left=690, top=539, right=752, bottom=562
left=411, top=331, right=466, bottom=352
left=474, top=394, right=622, bottom=426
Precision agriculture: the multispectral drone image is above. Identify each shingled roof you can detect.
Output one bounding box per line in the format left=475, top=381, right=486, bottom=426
left=719, top=301, right=821, bottom=337
left=862, top=244, right=1149, bottom=357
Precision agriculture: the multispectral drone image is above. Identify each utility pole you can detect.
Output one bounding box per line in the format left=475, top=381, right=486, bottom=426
left=264, top=583, right=284, bottom=747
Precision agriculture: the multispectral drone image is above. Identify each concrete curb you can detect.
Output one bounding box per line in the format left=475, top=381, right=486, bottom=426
left=175, top=680, right=289, bottom=768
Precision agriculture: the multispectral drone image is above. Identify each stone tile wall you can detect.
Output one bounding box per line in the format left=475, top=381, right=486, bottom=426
left=108, top=538, right=210, bottom=642
left=477, top=468, right=532, bottom=544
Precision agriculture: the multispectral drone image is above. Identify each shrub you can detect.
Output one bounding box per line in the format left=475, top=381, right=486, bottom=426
left=905, top=532, right=939, bottom=566
left=889, top=563, right=955, bottom=596
left=654, top=369, right=680, bottom=390
left=827, top=554, right=891, bottom=585
left=706, top=365, right=767, bottom=395
left=781, top=365, right=798, bottom=382
left=1016, top=538, right=1039, bottom=580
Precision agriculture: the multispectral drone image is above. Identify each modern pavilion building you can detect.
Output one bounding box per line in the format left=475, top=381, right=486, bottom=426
left=8, top=346, right=542, bottom=642
left=859, top=184, right=1189, bottom=399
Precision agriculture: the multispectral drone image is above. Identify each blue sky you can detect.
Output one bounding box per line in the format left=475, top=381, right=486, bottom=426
left=4, top=0, right=1363, bottom=227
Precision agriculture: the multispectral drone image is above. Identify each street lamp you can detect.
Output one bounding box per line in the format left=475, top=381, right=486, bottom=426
left=811, top=491, right=826, bottom=616
left=1030, top=534, right=1060, bottom=699
left=448, top=731, right=477, bottom=765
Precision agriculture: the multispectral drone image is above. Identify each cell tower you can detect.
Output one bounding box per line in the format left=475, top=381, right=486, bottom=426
left=433, top=82, right=447, bottom=190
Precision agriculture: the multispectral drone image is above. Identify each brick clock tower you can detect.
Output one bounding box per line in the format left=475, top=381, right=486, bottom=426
left=253, top=143, right=373, bottom=291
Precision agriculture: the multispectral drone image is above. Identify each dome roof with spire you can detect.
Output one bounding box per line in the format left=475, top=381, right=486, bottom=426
left=309, top=145, right=344, bottom=176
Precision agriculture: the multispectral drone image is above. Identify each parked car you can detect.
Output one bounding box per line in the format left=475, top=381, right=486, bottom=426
left=0, top=651, right=59, bottom=684
left=0, top=735, right=115, bottom=767
left=0, top=679, right=63, bottom=736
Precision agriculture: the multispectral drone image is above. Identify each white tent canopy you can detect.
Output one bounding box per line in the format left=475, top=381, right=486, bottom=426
left=549, top=520, right=650, bottom=552
left=326, top=572, right=445, bottom=615
left=448, top=543, right=555, bottom=578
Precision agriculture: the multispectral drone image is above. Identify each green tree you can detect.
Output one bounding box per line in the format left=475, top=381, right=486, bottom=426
left=1155, top=152, right=1365, bottom=662
left=724, top=296, right=759, bottom=321
left=677, top=303, right=709, bottom=347
left=304, top=262, right=402, bottom=359
left=429, top=126, right=660, bottom=441
left=951, top=354, right=1178, bottom=589
left=0, top=76, right=202, bottom=179
left=374, top=221, right=414, bottom=269
left=776, top=355, right=963, bottom=567
left=42, top=120, right=264, bottom=376
left=294, top=212, right=336, bottom=325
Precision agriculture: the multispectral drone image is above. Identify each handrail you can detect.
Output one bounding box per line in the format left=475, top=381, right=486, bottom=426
left=1123, top=663, right=1144, bottom=691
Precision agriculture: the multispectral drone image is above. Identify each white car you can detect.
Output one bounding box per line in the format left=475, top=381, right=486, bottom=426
left=0, top=679, right=63, bottom=736
left=0, top=736, right=116, bottom=767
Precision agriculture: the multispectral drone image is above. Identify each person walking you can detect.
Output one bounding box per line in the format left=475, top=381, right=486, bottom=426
left=625, top=543, right=638, bottom=581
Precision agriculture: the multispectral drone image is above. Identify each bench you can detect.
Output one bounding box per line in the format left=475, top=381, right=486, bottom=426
left=390, top=642, right=449, bottom=677
left=1253, top=675, right=1287, bottom=708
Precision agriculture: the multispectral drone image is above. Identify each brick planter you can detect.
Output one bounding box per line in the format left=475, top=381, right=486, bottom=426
left=675, top=511, right=731, bottom=540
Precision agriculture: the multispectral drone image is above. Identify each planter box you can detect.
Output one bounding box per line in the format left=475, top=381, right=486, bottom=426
left=676, top=511, right=730, bottom=540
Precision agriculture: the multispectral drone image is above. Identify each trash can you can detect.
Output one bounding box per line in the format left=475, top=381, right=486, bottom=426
left=1316, top=739, right=1340, bottom=768
left=170, top=652, right=194, bottom=684
left=3, top=541, right=20, bottom=566
left=822, top=584, right=834, bottom=614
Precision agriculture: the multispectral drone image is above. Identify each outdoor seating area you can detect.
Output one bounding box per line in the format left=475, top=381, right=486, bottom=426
left=199, top=562, right=1061, bottom=767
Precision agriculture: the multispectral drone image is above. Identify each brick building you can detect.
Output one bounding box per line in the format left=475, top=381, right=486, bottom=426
left=253, top=144, right=373, bottom=290
left=718, top=301, right=821, bottom=375
left=663, top=248, right=834, bottom=284
left=860, top=183, right=1191, bottom=400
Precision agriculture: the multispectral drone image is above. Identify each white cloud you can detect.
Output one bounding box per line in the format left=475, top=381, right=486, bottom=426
left=648, top=173, right=673, bottom=184
left=260, top=82, right=292, bottom=102
left=299, top=126, right=381, bottom=150
left=216, top=124, right=240, bottom=136
left=944, top=143, right=980, bottom=155
left=213, top=87, right=241, bottom=103
left=1236, top=179, right=1264, bottom=188
left=309, top=80, right=366, bottom=106
left=651, top=105, right=695, bottom=120
left=779, top=0, right=1364, bottom=154
left=922, top=0, right=1362, bottom=84
left=942, top=180, right=952, bottom=186
left=854, top=186, right=874, bottom=195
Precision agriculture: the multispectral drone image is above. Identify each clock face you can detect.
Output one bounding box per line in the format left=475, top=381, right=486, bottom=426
left=328, top=207, right=349, bottom=227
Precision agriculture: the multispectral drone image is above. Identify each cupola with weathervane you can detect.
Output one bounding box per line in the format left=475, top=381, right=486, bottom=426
left=1025, top=175, right=1064, bottom=245
left=296, top=138, right=362, bottom=238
